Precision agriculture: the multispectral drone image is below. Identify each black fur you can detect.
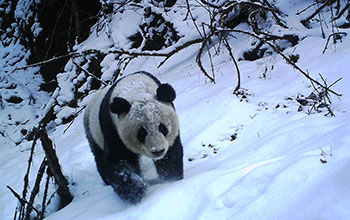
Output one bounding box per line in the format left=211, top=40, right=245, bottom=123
left=155, top=135, right=183, bottom=181
left=86, top=71, right=183, bottom=204
left=158, top=123, right=168, bottom=136
left=110, top=97, right=131, bottom=115
left=156, top=83, right=176, bottom=103
left=137, top=127, right=147, bottom=143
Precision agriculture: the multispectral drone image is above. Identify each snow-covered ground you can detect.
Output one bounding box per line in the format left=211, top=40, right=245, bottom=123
left=1, top=1, right=350, bottom=219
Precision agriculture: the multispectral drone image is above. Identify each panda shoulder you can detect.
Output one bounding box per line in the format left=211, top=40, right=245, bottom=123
left=85, top=86, right=111, bottom=116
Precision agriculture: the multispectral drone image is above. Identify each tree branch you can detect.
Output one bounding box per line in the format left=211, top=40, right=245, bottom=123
left=196, top=33, right=216, bottom=83
left=301, top=0, right=337, bottom=26
left=7, top=186, right=40, bottom=216
left=218, top=29, right=342, bottom=97
left=25, top=159, right=47, bottom=218
left=72, top=60, right=108, bottom=86
left=38, top=128, right=73, bottom=210
left=322, top=32, right=347, bottom=54
left=223, top=37, right=241, bottom=94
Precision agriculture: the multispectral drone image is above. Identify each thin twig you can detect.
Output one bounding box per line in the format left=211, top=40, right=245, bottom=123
left=196, top=33, right=216, bottom=82
left=202, top=25, right=216, bottom=80
left=7, top=186, right=40, bottom=215
left=301, top=0, right=337, bottom=26
left=296, top=2, right=317, bottom=15
left=316, top=0, right=326, bottom=39
left=186, top=0, right=204, bottom=38
left=217, top=28, right=342, bottom=97
left=328, top=76, right=343, bottom=88
left=333, top=3, right=350, bottom=20
left=25, top=159, right=47, bottom=219
left=318, top=73, right=335, bottom=116
left=63, top=106, right=86, bottom=134
left=21, top=132, right=39, bottom=218
left=72, top=60, right=108, bottom=86
left=322, top=32, right=347, bottom=54
left=158, top=38, right=204, bottom=67
left=39, top=171, right=52, bottom=220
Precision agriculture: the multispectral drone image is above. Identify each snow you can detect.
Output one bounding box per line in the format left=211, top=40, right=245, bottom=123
left=1, top=0, right=350, bottom=220
left=0, top=40, right=50, bottom=145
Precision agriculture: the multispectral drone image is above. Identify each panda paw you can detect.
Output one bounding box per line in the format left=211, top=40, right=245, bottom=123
left=111, top=179, right=147, bottom=204
left=110, top=169, right=148, bottom=204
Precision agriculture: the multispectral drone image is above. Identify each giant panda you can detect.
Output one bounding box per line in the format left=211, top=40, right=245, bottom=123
left=84, top=71, right=183, bottom=204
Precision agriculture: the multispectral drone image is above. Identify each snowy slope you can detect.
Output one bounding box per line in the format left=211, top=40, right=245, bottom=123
left=1, top=1, right=350, bottom=220
left=56, top=39, right=350, bottom=220
left=48, top=37, right=350, bottom=220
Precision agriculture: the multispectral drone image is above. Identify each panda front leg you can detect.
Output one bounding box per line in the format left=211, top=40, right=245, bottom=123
left=105, top=159, right=148, bottom=204
left=155, top=136, right=184, bottom=182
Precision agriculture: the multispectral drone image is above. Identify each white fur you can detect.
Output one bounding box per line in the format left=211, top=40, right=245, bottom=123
left=84, top=86, right=109, bottom=150
left=139, top=155, right=159, bottom=181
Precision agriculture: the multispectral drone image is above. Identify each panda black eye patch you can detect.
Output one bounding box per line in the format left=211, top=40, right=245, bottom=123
left=137, top=127, right=147, bottom=143
left=159, top=123, right=168, bottom=136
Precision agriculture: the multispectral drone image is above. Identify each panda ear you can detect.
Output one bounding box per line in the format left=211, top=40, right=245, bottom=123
left=110, top=97, right=131, bottom=115
left=156, top=83, right=176, bottom=103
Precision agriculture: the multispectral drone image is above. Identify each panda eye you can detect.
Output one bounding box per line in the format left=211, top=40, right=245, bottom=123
left=159, top=123, right=168, bottom=136
left=137, top=127, right=147, bottom=143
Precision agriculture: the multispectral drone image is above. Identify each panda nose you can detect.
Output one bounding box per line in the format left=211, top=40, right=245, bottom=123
left=151, top=149, right=165, bottom=157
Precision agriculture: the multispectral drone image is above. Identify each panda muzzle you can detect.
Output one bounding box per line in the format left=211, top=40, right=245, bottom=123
left=151, top=148, right=166, bottom=157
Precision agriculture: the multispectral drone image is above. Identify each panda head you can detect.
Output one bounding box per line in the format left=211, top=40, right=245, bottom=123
left=110, top=83, right=179, bottom=159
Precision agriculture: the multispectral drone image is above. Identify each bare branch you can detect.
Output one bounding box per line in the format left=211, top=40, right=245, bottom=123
left=322, top=32, right=347, bottom=54
left=21, top=131, right=39, bottom=217
left=158, top=38, right=204, bottom=67
left=223, top=37, right=241, bottom=94
left=333, top=3, right=350, bottom=20
left=216, top=28, right=342, bottom=97
left=25, top=159, right=47, bottom=218
left=185, top=0, right=204, bottom=38
left=38, top=128, right=73, bottom=210
left=301, top=0, right=337, bottom=26
left=39, top=172, right=52, bottom=220
left=296, top=2, right=317, bottom=15
left=7, top=186, right=40, bottom=215
left=72, top=60, right=108, bottom=86
left=196, top=34, right=216, bottom=83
